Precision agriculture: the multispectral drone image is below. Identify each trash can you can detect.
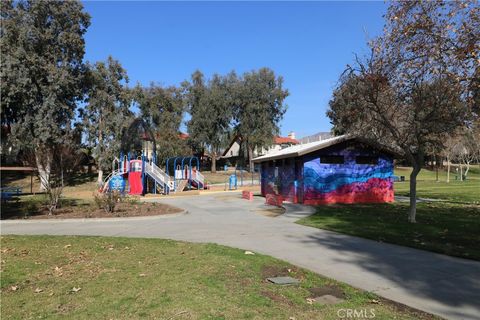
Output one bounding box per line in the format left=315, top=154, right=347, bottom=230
left=229, top=174, right=237, bottom=190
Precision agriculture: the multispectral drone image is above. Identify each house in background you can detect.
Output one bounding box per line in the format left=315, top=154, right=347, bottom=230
left=221, top=132, right=299, bottom=166
left=253, top=135, right=395, bottom=205
left=297, top=131, right=332, bottom=144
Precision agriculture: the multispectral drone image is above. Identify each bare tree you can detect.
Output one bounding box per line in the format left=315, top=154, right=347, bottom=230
left=327, top=1, right=478, bottom=222
left=457, top=128, right=480, bottom=180
left=24, top=144, right=82, bottom=215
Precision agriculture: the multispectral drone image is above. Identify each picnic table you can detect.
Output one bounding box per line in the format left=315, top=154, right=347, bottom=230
left=1, top=186, right=22, bottom=203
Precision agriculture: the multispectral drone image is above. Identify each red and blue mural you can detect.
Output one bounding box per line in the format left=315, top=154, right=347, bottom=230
left=303, top=154, right=394, bottom=205
left=261, top=160, right=297, bottom=203
left=260, top=142, right=394, bottom=205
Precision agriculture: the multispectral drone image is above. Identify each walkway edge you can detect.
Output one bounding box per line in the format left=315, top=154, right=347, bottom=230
left=0, top=210, right=188, bottom=224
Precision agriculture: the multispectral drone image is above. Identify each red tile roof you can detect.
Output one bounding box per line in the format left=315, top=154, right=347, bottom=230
left=274, top=136, right=299, bottom=145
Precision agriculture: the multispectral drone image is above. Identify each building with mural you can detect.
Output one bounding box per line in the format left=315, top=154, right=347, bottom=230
left=253, top=135, right=395, bottom=205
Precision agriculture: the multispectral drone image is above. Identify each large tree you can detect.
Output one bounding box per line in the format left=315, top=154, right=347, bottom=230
left=81, top=56, right=132, bottom=184
left=133, top=84, right=189, bottom=165
left=327, top=1, right=478, bottom=222
left=234, top=68, right=289, bottom=172
left=1, top=0, right=90, bottom=189
left=185, top=70, right=234, bottom=172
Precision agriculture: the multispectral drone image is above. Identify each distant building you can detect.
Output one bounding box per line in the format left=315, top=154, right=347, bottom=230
left=221, top=132, right=299, bottom=165
left=298, top=131, right=332, bottom=144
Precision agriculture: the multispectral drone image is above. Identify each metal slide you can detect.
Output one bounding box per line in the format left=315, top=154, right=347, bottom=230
left=190, top=170, right=205, bottom=189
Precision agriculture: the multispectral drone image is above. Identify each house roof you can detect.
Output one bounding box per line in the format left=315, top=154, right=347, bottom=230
left=274, top=136, right=299, bottom=144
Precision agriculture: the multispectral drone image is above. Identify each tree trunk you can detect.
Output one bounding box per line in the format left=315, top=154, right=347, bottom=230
left=408, top=164, right=421, bottom=223
left=97, top=169, right=104, bottom=185
left=97, top=119, right=103, bottom=185
left=35, top=151, right=51, bottom=191
left=248, top=145, right=254, bottom=173
left=211, top=151, right=217, bottom=173
left=446, top=157, right=450, bottom=183
left=460, top=165, right=463, bottom=181
left=464, top=162, right=470, bottom=179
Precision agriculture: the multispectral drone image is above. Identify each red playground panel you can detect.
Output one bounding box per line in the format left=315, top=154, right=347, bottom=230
left=129, top=160, right=143, bottom=195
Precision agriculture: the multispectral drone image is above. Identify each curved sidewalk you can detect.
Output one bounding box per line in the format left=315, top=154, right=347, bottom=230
left=2, top=193, right=479, bottom=320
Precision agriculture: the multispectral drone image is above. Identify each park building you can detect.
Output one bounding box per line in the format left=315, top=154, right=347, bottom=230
left=253, top=135, right=396, bottom=205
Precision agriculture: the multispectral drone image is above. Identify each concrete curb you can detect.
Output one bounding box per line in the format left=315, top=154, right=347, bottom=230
left=0, top=210, right=189, bottom=224
left=279, top=203, right=316, bottom=220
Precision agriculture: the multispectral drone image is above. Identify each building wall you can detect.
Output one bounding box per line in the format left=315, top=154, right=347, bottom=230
left=302, top=143, right=394, bottom=205
left=261, top=159, right=297, bottom=202
left=260, top=141, right=394, bottom=205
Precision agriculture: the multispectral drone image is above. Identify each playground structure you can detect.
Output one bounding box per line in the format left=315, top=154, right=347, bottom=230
left=101, top=153, right=206, bottom=196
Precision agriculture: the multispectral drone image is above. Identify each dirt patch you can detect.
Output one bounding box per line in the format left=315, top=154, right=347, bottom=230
left=308, top=285, right=345, bottom=299
left=260, top=290, right=293, bottom=306
left=261, top=265, right=304, bottom=279
left=377, top=297, right=437, bottom=320
left=4, top=202, right=183, bottom=220
left=253, top=207, right=285, bottom=217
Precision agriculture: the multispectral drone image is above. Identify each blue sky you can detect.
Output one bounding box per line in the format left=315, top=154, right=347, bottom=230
left=82, top=1, right=387, bottom=138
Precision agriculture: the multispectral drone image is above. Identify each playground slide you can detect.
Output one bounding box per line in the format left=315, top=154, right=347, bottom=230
left=128, top=171, right=143, bottom=195
left=189, top=179, right=205, bottom=189
left=189, top=170, right=206, bottom=189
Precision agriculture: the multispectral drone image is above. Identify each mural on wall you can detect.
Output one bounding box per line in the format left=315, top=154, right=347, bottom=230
left=303, top=152, right=394, bottom=205
left=261, top=161, right=297, bottom=203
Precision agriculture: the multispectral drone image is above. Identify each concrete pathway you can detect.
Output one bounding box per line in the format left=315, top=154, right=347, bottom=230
left=2, top=193, right=479, bottom=320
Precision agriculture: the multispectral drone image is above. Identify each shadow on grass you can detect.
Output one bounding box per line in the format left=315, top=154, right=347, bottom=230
left=65, top=172, right=97, bottom=186
left=298, top=202, right=480, bottom=260
left=1, top=195, right=90, bottom=220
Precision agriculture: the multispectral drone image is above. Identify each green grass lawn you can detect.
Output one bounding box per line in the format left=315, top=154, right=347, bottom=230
left=394, top=180, right=480, bottom=203
left=393, top=166, right=479, bottom=203
left=0, top=236, right=434, bottom=320
left=202, top=170, right=260, bottom=184
left=394, top=165, right=480, bottom=182
left=298, top=202, right=480, bottom=261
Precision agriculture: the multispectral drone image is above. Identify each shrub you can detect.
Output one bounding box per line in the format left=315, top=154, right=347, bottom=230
left=93, top=190, right=121, bottom=213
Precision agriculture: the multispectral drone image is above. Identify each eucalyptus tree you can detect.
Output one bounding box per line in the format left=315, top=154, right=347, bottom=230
left=0, top=0, right=90, bottom=191
left=186, top=70, right=235, bottom=172
left=234, top=68, right=289, bottom=172
left=133, top=84, right=189, bottom=165
left=327, top=1, right=478, bottom=222
left=81, top=57, right=132, bottom=184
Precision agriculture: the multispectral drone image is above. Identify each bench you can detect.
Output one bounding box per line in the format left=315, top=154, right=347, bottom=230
left=0, top=186, right=22, bottom=203
left=1, top=186, right=22, bottom=195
